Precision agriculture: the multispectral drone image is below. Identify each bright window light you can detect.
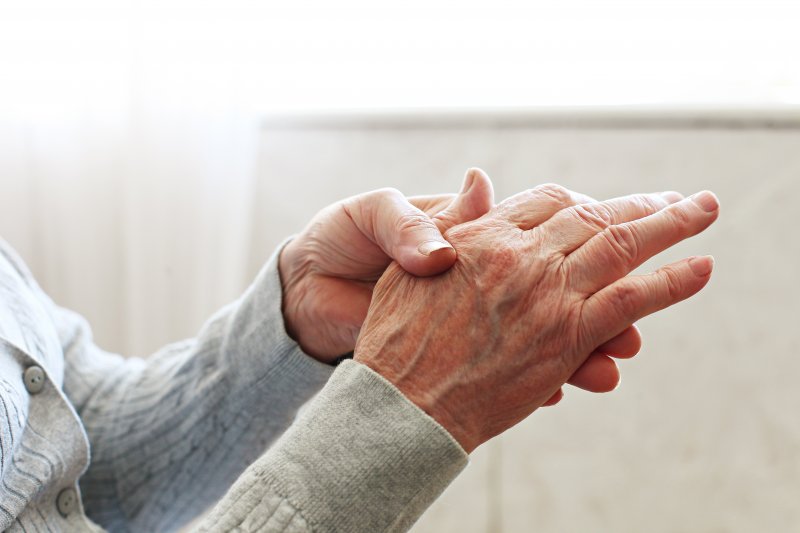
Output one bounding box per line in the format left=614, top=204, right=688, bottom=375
left=1, top=0, right=799, bottom=114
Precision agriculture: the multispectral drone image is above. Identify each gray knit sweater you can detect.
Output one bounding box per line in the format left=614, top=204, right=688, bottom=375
left=0, top=240, right=467, bottom=532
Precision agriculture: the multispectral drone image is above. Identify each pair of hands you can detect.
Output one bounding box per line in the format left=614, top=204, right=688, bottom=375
left=280, top=169, right=634, bottom=402
left=280, top=169, right=719, bottom=451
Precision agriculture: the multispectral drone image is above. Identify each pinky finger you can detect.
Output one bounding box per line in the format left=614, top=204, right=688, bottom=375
left=542, top=387, right=564, bottom=407
left=567, top=353, right=620, bottom=392
left=580, top=255, right=714, bottom=351
left=596, top=324, right=642, bottom=359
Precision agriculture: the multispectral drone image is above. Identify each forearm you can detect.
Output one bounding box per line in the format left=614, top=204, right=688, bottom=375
left=197, top=360, right=468, bottom=533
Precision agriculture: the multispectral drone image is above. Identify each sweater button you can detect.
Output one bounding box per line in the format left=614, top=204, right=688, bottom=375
left=23, top=366, right=45, bottom=395
left=56, top=488, right=78, bottom=517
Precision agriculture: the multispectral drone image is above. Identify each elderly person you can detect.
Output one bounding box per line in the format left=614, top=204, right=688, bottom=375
left=0, top=169, right=718, bottom=532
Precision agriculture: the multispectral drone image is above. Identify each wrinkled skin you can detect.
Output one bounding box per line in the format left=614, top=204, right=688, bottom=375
left=279, top=170, right=666, bottom=404
left=280, top=169, right=495, bottom=361
left=355, top=185, right=719, bottom=452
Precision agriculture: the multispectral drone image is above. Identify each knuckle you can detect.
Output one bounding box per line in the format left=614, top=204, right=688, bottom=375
left=659, top=265, right=684, bottom=301
left=668, top=204, right=693, bottom=228
left=637, top=194, right=664, bottom=214
left=373, top=187, right=403, bottom=202
left=601, top=224, right=640, bottom=263
left=534, top=183, right=572, bottom=206
left=395, top=212, right=435, bottom=233
left=610, top=283, right=641, bottom=317
left=351, top=188, right=406, bottom=232
left=570, top=203, right=613, bottom=231
left=356, top=188, right=401, bottom=219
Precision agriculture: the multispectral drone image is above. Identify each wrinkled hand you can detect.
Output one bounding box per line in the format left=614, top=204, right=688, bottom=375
left=280, top=170, right=672, bottom=400
left=355, top=185, right=719, bottom=452
left=279, top=169, right=495, bottom=362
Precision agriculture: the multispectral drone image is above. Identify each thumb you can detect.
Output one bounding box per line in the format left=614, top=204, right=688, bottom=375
left=432, top=168, right=495, bottom=232
left=349, top=188, right=457, bottom=277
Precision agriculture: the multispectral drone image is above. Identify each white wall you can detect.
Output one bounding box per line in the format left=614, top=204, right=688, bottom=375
left=251, top=110, right=800, bottom=533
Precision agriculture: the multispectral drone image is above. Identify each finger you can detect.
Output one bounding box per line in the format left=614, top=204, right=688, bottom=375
left=541, top=387, right=564, bottom=407
left=596, top=324, right=641, bottom=359
left=495, top=183, right=598, bottom=231
left=344, top=188, right=457, bottom=277
left=540, top=191, right=684, bottom=254
left=566, top=353, right=621, bottom=392
left=291, top=277, right=373, bottom=360
left=568, top=191, right=720, bottom=291
left=409, top=167, right=495, bottom=232
left=579, top=255, right=714, bottom=350
left=432, top=168, right=495, bottom=232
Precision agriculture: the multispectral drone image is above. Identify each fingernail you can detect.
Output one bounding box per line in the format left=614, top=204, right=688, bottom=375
left=460, top=170, right=476, bottom=194
left=690, top=191, right=719, bottom=212
left=688, top=255, right=714, bottom=277
left=660, top=191, right=684, bottom=203
left=418, top=240, right=453, bottom=256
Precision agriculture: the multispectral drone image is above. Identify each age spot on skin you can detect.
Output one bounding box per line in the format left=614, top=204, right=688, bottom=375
left=477, top=245, right=520, bottom=285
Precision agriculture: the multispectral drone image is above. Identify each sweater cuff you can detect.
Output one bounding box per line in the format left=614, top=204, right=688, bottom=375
left=252, top=360, right=468, bottom=532
left=230, top=239, right=334, bottom=400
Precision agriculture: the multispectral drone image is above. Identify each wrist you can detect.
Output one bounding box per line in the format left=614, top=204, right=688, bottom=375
left=356, top=350, right=479, bottom=454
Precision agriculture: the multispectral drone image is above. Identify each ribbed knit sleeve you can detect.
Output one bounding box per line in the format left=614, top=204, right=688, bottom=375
left=48, top=246, right=335, bottom=532
left=196, top=360, right=468, bottom=533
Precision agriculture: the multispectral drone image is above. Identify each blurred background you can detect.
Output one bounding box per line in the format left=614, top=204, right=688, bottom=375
left=1, top=1, right=798, bottom=531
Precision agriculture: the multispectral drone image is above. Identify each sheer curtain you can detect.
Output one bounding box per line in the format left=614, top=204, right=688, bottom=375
left=0, top=3, right=263, bottom=355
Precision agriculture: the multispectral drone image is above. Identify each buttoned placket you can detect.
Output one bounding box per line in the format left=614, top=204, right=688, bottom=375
left=16, top=353, right=91, bottom=525
left=1, top=253, right=97, bottom=530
